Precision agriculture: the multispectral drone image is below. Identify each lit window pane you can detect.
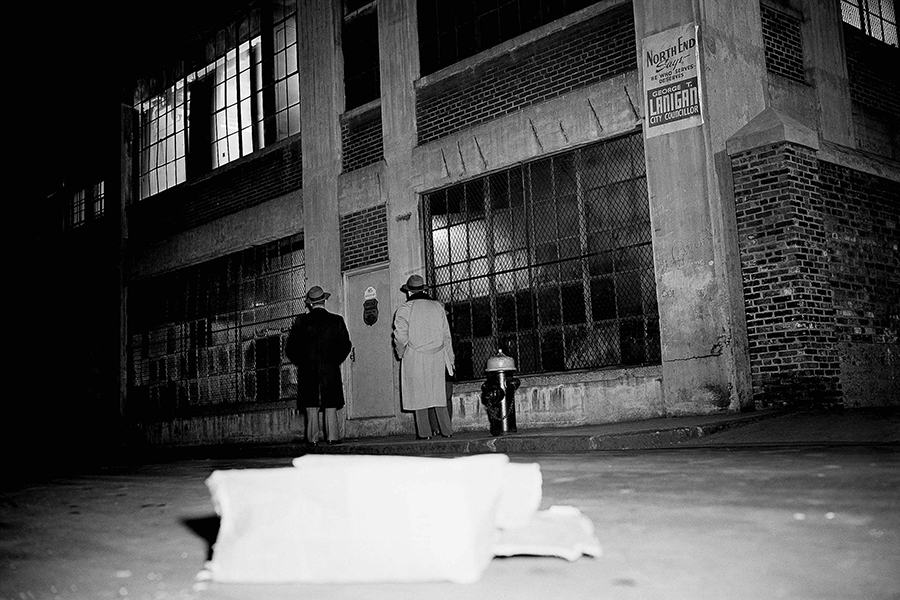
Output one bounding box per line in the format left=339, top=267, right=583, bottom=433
left=288, top=108, right=301, bottom=136
left=225, top=49, right=237, bottom=79
left=241, top=128, right=254, bottom=155
left=226, top=105, right=239, bottom=134
left=433, top=229, right=450, bottom=266
left=276, top=80, right=287, bottom=110
left=277, top=111, right=289, bottom=139
left=275, top=52, right=286, bottom=80
left=228, top=133, right=240, bottom=161
left=226, top=76, right=238, bottom=107
left=287, top=76, right=300, bottom=107
left=167, top=162, right=177, bottom=188
left=238, top=42, right=251, bottom=72
left=286, top=45, right=298, bottom=75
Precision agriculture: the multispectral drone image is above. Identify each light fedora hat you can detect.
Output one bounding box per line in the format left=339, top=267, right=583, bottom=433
left=400, top=274, right=428, bottom=293
left=305, top=285, right=331, bottom=303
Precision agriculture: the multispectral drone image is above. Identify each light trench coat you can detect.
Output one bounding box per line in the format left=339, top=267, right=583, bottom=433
left=392, top=296, right=455, bottom=411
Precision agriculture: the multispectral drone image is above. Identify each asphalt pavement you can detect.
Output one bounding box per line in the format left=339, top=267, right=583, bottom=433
left=2, top=407, right=898, bottom=600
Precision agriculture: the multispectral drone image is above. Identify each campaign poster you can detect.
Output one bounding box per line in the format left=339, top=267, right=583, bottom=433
left=642, top=23, right=703, bottom=138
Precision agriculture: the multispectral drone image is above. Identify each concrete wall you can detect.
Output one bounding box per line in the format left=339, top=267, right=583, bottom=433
left=634, top=0, right=760, bottom=414
left=130, top=189, right=304, bottom=278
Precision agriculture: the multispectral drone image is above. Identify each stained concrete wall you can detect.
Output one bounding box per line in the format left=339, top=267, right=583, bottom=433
left=129, top=189, right=304, bottom=278
left=634, top=0, right=760, bottom=414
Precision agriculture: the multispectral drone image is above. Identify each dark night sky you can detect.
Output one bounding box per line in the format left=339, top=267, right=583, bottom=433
left=18, top=2, right=223, bottom=198
left=19, top=3, right=136, bottom=195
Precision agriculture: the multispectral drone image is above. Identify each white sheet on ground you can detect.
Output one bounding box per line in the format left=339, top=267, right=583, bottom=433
left=203, top=453, right=600, bottom=584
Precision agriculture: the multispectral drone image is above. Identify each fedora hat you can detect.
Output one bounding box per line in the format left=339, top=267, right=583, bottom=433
left=305, top=285, right=331, bottom=303
left=401, top=274, right=428, bottom=293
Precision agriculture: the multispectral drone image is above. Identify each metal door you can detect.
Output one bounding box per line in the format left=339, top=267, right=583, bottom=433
left=345, top=266, right=395, bottom=418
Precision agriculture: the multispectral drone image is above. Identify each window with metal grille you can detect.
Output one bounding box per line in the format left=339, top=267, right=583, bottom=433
left=424, top=133, right=659, bottom=381
left=417, top=0, right=597, bottom=76
left=841, top=0, right=898, bottom=46
left=343, top=1, right=381, bottom=110
left=128, top=234, right=306, bottom=415
left=62, top=181, right=105, bottom=230
left=133, top=0, right=303, bottom=201
left=91, top=181, right=105, bottom=219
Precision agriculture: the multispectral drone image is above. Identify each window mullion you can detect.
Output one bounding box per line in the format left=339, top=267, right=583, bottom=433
left=524, top=164, right=543, bottom=371
left=485, top=179, right=499, bottom=346
left=577, top=150, right=591, bottom=325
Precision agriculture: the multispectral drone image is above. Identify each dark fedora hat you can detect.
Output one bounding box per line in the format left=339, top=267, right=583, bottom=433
left=305, top=286, right=331, bottom=303
left=401, top=274, right=428, bottom=293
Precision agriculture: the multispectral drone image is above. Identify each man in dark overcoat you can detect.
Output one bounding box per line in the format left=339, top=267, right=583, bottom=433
left=285, top=285, right=352, bottom=445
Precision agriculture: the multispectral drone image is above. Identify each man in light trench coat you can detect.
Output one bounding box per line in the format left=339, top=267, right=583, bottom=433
left=392, top=274, right=455, bottom=439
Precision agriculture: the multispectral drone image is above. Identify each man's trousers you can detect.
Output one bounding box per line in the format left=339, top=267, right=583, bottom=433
left=306, top=407, right=339, bottom=443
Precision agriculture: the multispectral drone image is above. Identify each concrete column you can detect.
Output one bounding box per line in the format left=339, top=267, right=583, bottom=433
left=299, top=0, right=344, bottom=308
left=117, top=103, right=133, bottom=419
left=635, top=0, right=760, bottom=413
left=379, top=0, right=420, bottom=410
left=803, top=0, right=854, bottom=147
left=379, top=0, right=420, bottom=305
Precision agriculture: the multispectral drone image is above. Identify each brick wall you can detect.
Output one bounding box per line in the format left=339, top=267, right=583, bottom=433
left=415, top=4, right=636, bottom=145
left=733, top=141, right=842, bottom=406
left=844, top=25, right=900, bottom=118
left=340, top=204, right=389, bottom=271
left=820, top=160, right=900, bottom=406
left=341, top=106, right=384, bottom=172
left=761, top=4, right=805, bottom=83
left=128, top=139, right=303, bottom=243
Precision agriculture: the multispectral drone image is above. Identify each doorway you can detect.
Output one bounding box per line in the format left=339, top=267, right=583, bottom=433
left=345, top=265, right=395, bottom=418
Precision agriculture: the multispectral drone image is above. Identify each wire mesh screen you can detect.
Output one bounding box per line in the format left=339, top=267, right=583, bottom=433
left=424, top=133, right=659, bottom=381
left=840, top=0, right=898, bottom=46
left=128, top=234, right=306, bottom=417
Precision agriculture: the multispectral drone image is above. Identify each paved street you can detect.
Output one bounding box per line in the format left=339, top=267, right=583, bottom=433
left=2, top=443, right=898, bottom=600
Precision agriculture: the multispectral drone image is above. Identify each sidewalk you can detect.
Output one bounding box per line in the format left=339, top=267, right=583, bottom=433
left=154, top=406, right=900, bottom=462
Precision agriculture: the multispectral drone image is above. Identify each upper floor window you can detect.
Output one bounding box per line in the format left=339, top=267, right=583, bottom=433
left=134, top=0, right=303, bottom=202
left=271, top=0, right=302, bottom=138
left=63, top=181, right=105, bottom=230
left=417, top=0, right=597, bottom=76
left=343, top=1, right=381, bottom=110
left=841, top=0, right=898, bottom=46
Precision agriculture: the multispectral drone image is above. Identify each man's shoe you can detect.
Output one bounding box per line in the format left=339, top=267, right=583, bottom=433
left=416, top=436, right=431, bottom=441
left=325, top=439, right=342, bottom=445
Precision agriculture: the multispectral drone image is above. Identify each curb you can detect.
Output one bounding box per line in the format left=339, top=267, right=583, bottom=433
left=305, top=410, right=789, bottom=456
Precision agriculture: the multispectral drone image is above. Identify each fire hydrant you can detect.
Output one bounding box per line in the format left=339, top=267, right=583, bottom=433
left=480, top=350, right=520, bottom=436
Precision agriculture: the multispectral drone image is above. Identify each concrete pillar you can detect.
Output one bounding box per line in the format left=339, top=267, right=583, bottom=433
left=117, top=103, right=133, bottom=419
left=379, top=0, right=420, bottom=296
left=803, top=0, right=855, bottom=147
left=635, top=0, right=760, bottom=413
left=299, top=0, right=344, bottom=308
left=379, top=0, right=420, bottom=410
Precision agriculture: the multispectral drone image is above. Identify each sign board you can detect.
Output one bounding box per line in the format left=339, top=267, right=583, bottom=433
left=642, top=23, right=703, bottom=138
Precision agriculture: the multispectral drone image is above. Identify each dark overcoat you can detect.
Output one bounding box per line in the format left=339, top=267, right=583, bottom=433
left=285, top=307, right=352, bottom=409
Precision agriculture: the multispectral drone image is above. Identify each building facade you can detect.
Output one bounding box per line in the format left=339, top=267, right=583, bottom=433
left=49, top=0, right=898, bottom=447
